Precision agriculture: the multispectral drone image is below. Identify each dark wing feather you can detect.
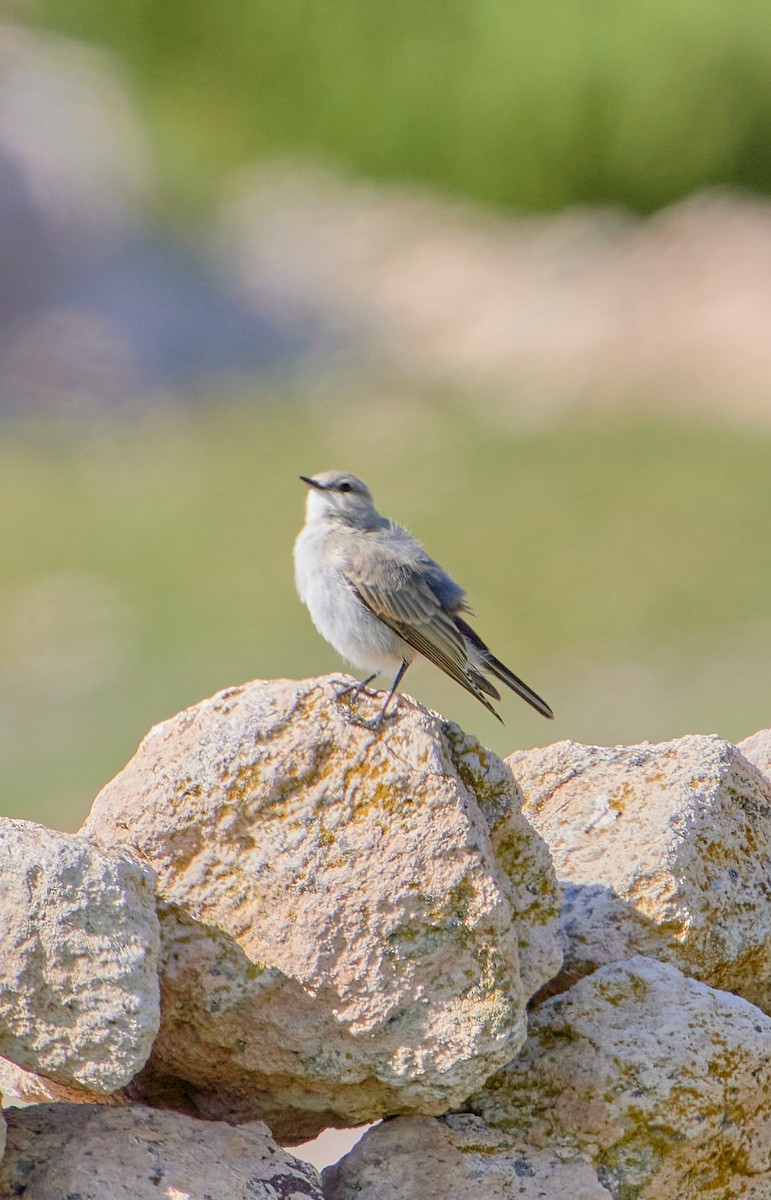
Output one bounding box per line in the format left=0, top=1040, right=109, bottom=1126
left=454, top=616, right=554, bottom=719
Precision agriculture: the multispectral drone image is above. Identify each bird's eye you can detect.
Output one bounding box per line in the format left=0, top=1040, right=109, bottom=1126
left=339, top=482, right=352, bottom=493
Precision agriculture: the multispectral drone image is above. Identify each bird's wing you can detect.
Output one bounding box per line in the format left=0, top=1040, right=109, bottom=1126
left=342, top=535, right=493, bottom=702
left=337, top=527, right=549, bottom=723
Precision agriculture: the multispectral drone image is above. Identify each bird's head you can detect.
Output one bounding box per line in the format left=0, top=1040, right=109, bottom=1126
left=299, top=470, right=380, bottom=526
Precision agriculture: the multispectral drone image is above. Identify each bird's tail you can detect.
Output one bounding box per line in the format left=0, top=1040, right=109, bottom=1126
left=483, top=652, right=554, bottom=719
left=456, top=616, right=554, bottom=720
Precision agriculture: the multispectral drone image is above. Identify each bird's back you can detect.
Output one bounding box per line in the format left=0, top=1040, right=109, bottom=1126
left=340, top=519, right=468, bottom=613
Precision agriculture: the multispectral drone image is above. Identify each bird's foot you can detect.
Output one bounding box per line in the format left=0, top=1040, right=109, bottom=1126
left=334, top=674, right=378, bottom=704
left=348, top=709, right=399, bottom=731
left=351, top=690, right=407, bottom=730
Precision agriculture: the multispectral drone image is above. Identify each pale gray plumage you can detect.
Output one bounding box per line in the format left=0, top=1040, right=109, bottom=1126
left=294, top=469, right=553, bottom=722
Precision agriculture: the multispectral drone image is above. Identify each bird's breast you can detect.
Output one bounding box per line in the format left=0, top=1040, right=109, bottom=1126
left=294, top=523, right=405, bottom=672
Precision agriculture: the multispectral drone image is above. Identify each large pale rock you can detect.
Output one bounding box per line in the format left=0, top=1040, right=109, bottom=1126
left=0, top=819, right=159, bottom=1091
left=0, top=1056, right=122, bottom=1108
left=323, top=1114, right=610, bottom=1199
left=0, top=1103, right=323, bottom=1200
left=465, top=957, right=771, bottom=1200
left=507, top=735, right=771, bottom=1007
left=739, top=726, right=771, bottom=781
left=83, top=675, right=561, bottom=1142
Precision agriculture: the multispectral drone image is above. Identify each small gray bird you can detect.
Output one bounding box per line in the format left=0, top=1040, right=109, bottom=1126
left=294, top=470, right=553, bottom=723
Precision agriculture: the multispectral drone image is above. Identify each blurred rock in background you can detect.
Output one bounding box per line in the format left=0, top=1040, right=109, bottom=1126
left=215, top=166, right=771, bottom=428
left=0, top=24, right=316, bottom=417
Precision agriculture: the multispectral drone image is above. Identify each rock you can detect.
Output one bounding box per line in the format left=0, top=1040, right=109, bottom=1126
left=0, top=1056, right=123, bottom=1108
left=739, top=726, right=771, bottom=781
left=507, top=735, right=771, bottom=1008
left=83, top=675, right=561, bottom=1142
left=0, top=1103, right=323, bottom=1200
left=323, top=1113, right=610, bottom=1199
left=0, top=818, right=159, bottom=1091
left=464, top=957, right=771, bottom=1200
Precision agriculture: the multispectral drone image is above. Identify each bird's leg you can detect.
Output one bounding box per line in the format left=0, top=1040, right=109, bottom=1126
left=377, top=659, right=410, bottom=722
left=335, top=673, right=378, bottom=703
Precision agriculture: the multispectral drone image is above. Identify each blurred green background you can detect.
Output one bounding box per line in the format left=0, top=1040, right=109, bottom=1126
left=28, top=0, right=771, bottom=214
left=3, top=1, right=771, bottom=832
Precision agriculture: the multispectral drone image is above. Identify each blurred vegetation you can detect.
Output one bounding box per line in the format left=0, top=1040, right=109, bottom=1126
left=2, top=395, right=770, bottom=832
left=26, top=0, right=771, bottom=214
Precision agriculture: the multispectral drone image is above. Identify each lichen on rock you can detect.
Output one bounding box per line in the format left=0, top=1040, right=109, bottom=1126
left=508, top=735, right=771, bottom=1009
left=83, top=675, right=562, bottom=1142
left=463, top=957, right=771, bottom=1200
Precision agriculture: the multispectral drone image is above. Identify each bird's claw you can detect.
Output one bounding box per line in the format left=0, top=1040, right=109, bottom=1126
left=347, top=710, right=399, bottom=731
left=334, top=674, right=378, bottom=703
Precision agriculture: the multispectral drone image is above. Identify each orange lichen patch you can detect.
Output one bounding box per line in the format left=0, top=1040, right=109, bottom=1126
left=607, top=781, right=637, bottom=812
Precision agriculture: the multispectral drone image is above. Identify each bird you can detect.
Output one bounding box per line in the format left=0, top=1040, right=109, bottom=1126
left=293, top=470, right=553, bottom=724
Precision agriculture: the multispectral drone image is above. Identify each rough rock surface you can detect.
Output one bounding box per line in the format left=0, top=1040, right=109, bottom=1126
left=323, top=1114, right=610, bottom=1199
left=463, top=957, right=771, bottom=1200
left=0, top=1103, right=323, bottom=1200
left=507, top=735, right=771, bottom=1007
left=0, top=1056, right=122, bottom=1108
left=739, top=726, right=771, bottom=782
left=83, top=675, right=561, bottom=1142
left=0, top=818, right=159, bottom=1091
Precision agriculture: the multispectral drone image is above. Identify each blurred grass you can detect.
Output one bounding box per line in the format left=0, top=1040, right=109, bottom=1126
left=27, top=0, right=771, bottom=215
left=1, top=395, right=770, bottom=832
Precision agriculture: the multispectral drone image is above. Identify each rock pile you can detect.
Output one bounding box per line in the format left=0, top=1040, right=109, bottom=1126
left=0, top=675, right=770, bottom=1198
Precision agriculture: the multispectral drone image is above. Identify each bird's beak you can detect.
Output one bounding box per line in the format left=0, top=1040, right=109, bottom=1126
left=299, top=475, right=324, bottom=490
